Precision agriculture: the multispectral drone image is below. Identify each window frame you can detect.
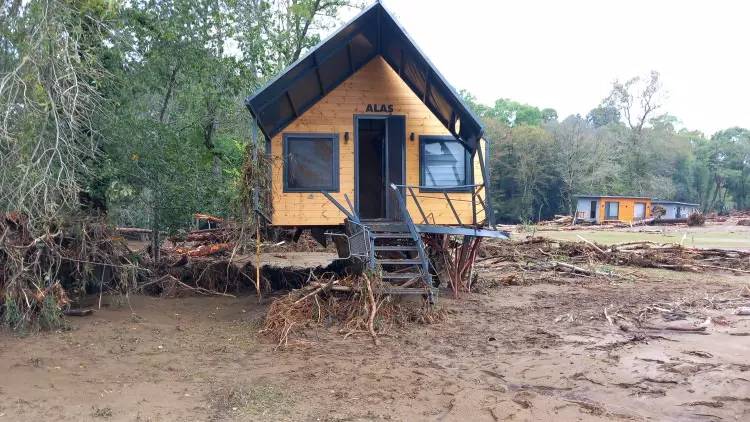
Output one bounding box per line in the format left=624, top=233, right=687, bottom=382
left=418, top=135, right=474, bottom=193
left=604, top=201, right=619, bottom=219
left=634, top=202, right=647, bottom=220
left=282, top=133, right=340, bottom=193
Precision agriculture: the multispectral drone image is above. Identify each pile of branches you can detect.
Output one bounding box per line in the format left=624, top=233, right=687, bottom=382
left=168, top=227, right=235, bottom=257
left=537, top=214, right=574, bottom=227
left=0, top=213, right=140, bottom=331
left=261, top=273, right=443, bottom=349
left=150, top=216, right=256, bottom=297
left=480, top=237, right=750, bottom=277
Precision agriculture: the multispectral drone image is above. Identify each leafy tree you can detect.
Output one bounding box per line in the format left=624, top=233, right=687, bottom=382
left=487, top=99, right=544, bottom=127
left=586, top=105, right=620, bottom=128
left=541, top=108, right=558, bottom=123
left=0, top=0, right=112, bottom=225
left=601, top=71, right=664, bottom=195
left=547, top=115, right=614, bottom=214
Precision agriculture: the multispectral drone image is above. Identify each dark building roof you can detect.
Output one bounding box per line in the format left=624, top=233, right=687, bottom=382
left=576, top=195, right=651, bottom=200
left=652, top=200, right=700, bottom=207
left=244, top=1, right=484, bottom=151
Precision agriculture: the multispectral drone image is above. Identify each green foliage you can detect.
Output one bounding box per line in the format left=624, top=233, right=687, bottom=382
left=488, top=99, right=544, bottom=127
left=586, top=105, right=620, bottom=128
left=2, top=296, right=23, bottom=331
left=38, top=295, right=66, bottom=331
left=80, top=0, right=358, bottom=236
left=462, top=70, right=750, bottom=223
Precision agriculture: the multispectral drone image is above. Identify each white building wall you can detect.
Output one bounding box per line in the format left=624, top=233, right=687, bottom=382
left=575, top=198, right=598, bottom=222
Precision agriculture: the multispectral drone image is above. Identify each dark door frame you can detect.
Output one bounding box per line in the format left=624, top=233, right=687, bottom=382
left=353, top=114, right=406, bottom=220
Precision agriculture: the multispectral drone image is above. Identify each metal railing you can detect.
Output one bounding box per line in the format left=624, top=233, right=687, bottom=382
left=391, top=184, right=489, bottom=227
left=389, top=184, right=433, bottom=300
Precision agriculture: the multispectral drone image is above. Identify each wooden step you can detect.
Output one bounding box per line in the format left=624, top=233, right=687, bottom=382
left=376, top=258, right=422, bottom=265
left=373, top=245, right=419, bottom=252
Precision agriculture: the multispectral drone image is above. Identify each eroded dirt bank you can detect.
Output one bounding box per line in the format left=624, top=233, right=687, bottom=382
left=1, top=268, right=749, bottom=421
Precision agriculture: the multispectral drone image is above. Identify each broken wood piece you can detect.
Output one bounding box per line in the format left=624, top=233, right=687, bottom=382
left=552, top=261, right=594, bottom=275
left=64, top=309, right=93, bottom=317
left=576, top=234, right=606, bottom=256
left=736, top=307, right=750, bottom=316
left=293, top=279, right=338, bottom=305
left=643, top=323, right=708, bottom=332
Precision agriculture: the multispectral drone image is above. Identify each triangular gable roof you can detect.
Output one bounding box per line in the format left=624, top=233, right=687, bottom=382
left=245, top=1, right=484, bottom=151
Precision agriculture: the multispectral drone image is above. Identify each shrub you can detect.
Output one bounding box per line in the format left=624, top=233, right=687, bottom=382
left=687, top=213, right=706, bottom=226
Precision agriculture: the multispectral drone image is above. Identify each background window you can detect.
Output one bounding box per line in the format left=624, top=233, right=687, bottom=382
left=283, top=134, right=339, bottom=192
left=605, top=201, right=619, bottom=219
left=420, top=136, right=472, bottom=191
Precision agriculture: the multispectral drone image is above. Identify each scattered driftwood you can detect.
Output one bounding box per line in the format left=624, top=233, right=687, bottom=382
left=174, top=242, right=234, bottom=257
left=482, top=237, right=750, bottom=275
left=1, top=213, right=139, bottom=331
left=538, top=215, right=574, bottom=226
left=115, top=227, right=153, bottom=234
left=642, top=323, right=708, bottom=333
left=63, top=309, right=94, bottom=317
left=261, top=274, right=442, bottom=349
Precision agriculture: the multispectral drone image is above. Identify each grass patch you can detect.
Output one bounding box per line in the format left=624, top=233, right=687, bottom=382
left=205, top=382, right=291, bottom=420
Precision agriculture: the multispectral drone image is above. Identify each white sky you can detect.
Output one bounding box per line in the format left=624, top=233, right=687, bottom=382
left=335, top=0, right=750, bottom=135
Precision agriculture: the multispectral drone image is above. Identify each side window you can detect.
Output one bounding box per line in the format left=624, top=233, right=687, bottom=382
left=283, top=133, right=339, bottom=192
left=605, top=201, right=619, bottom=219
left=419, top=136, right=473, bottom=191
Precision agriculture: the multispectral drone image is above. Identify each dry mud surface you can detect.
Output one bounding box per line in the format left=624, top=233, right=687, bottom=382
left=1, top=269, right=749, bottom=421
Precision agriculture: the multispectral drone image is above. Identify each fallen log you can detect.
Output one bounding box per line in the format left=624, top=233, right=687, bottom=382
left=576, top=234, right=606, bottom=256
left=116, top=227, right=152, bottom=234
left=173, top=242, right=234, bottom=257
left=64, top=309, right=94, bottom=317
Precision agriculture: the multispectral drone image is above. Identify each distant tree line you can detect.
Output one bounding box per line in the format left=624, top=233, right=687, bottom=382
left=2, top=1, right=747, bottom=232
left=461, top=72, right=750, bottom=223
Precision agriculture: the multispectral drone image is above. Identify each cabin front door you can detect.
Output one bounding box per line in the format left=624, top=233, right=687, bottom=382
left=356, top=115, right=405, bottom=220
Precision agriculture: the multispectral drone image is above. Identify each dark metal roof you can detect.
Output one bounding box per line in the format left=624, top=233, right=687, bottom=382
left=652, top=200, right=700, bottom=207
left=244, top=1, right=484, bottom=151
left=576, top=195, right=651, bottom=200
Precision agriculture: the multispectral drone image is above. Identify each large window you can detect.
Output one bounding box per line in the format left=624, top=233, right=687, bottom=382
left=419, top=136, right=473, bottom=191
left=283, top=133, right=339, bottom=192
left=605, top=201, right=619, bottom=219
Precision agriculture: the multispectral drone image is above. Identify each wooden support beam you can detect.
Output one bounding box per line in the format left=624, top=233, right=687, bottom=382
left=286, top=91, right=298, bottom=117
left=423, top=69, right=431, bottom=103
left=312, top=53, right=326, bottom=95
left=347, top=42, right=354, bottom=73
left=398, top=48, right=404, bottom=77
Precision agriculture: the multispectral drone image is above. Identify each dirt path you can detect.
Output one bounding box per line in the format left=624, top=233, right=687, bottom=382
left=1, top=270, right=749, bottom=421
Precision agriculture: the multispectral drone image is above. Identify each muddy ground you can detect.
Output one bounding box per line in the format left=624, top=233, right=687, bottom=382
left=1, top=267, right=749, bottom=421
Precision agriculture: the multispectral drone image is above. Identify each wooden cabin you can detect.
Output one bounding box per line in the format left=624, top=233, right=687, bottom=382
left=245, top=1, right=495, bottom=233
left=245, top=2, right=503, bottom=295
left=575, top=195, right=652, bottom=224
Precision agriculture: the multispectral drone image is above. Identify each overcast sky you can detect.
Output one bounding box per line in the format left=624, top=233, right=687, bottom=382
left=336, top=0, right=749, bottom=135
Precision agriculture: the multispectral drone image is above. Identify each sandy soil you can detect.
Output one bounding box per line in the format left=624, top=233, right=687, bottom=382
left=1, top=269, right=749, bottom=421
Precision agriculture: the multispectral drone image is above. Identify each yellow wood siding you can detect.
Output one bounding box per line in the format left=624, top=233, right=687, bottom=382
left=597, top=198, right=652, bottom=223
left=270, top=56, right=484, bottom=226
